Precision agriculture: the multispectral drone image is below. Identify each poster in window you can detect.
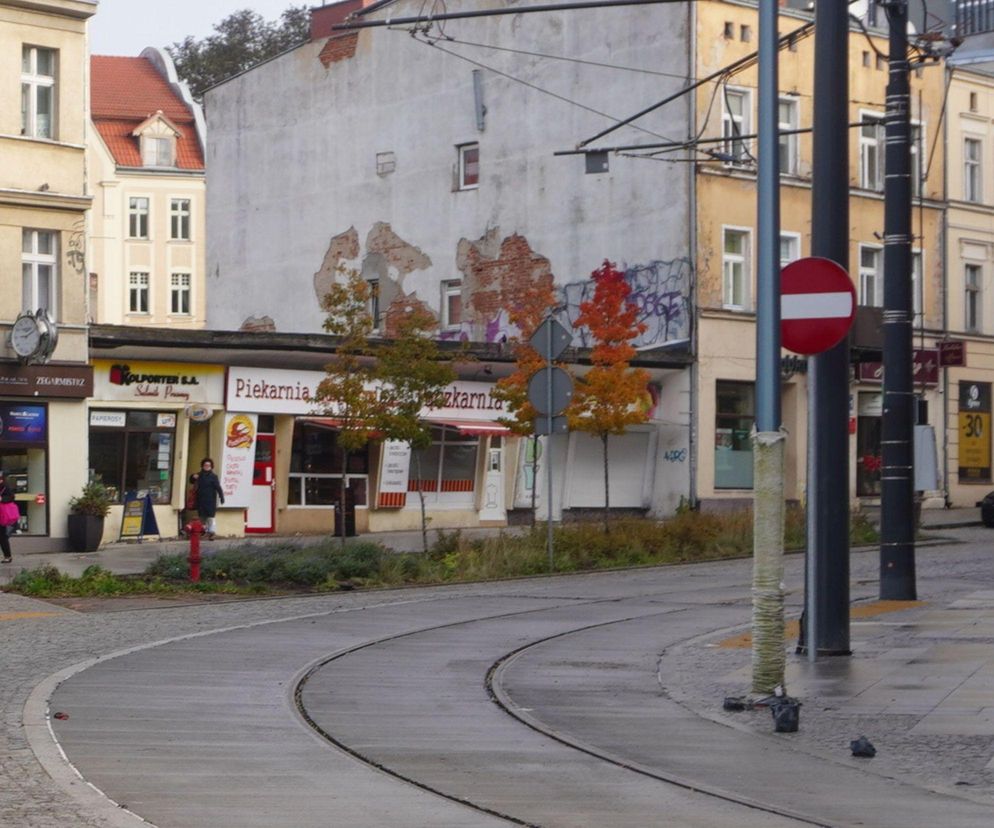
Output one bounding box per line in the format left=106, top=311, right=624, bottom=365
left=377, top=440, right=411, bottom=508
left=0, top=405, right=46, bottom=444
left=219, top=413, right=257, bottom=507
left=959, top=382, right=991, bottom=482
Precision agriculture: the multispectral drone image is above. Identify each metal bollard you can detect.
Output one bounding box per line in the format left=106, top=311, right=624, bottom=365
left=184, top=519, right=203, bottom=583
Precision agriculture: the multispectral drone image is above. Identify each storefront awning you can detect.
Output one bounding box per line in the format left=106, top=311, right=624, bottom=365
left=425, top=417, right=512, bottom=437
left=297, top=417, right=343, bottom=430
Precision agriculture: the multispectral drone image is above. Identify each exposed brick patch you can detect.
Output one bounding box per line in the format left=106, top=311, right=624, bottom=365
left=313, top=226, right=361, bottom=304
left=319, top=33, right=358, bottom=67
left=240, top=316, right=276, bottom=332
left=366, top=222, right=432, bottom=275
left=383, top=294, right=437, bottom=338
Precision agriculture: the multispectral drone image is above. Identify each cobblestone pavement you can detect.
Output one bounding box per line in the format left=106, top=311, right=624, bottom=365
left=2, top=526, right=994, bottom=825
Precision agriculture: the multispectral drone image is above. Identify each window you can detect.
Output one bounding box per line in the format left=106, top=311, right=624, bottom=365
left=965, top=138, right=982, bottom=203
left=859, top=245, right=882, bottom=307
left=778, top=98, right=799, bottom=175
left=410, top=426, right=479, bottom=497
left=876, top=54, right=886, bottom=71
left=860, top=115, right=885, bottom=191
left=21, top=229, right=56, bottom=316
left=129, top=197, right=149, bottom=239
left=912, top=250, right=923, bottom=321
left=721, top=89, right=750, bottom=164
left=170, top=199, right=191, bottom=240
left=88, top=411, right=175, bottom=504
left=21, top=46, right=55, bottom=139
left=740, top=24, right=752, bottom=43
left=910, top=123, right=923, bottom=198
left=966, top=264, right=982, bottom=332
left=715, top=381, right=754, bottom=489
left=442, top=279, right=462, bottom=328
left=128, top=272, right=149, bottom=314
left=722, top=228, right=750, bottom=309
left=779, top=233, right=800, bottom=269
left=970, top=91, right=979, bottom=112
left=142, top=135, right=173, bottom=167
left=862, top=51, right=871, bottom=68
left=458, top=143, right=479, bottom=189
left=288, top=422, right=369, bottom=507
left=170, top=273, right=191, bottom=315
left=367, top=278, right=380, bottom=329
left=723, top=21, right=734, bottom=39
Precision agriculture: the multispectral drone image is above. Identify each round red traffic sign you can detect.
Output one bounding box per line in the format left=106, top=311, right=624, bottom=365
left=780, top=257, right=856, bottom=355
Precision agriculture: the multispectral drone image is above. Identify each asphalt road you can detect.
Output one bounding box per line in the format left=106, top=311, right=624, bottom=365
left=9, top=534, right=986, bottom=828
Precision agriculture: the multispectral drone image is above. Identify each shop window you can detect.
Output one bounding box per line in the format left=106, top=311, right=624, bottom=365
left=0, top=404, right=48, bottom=535
left=410, top=426, right=479, bottom=496
left=288, top=421, right=369, bottom=507
left=715, top=381, right=754, bottom=489
left=88, top=410, right=176, bottom=503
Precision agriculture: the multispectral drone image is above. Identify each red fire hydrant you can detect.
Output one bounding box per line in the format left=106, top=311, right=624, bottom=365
left=184, top=519, right=204, bottom=583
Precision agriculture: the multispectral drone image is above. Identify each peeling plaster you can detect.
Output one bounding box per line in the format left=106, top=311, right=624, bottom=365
left=366, top=222, right=432, bottom=276
left=313, top=226, right=360, bottom=303
left=240, top=315, right=276, bottom=332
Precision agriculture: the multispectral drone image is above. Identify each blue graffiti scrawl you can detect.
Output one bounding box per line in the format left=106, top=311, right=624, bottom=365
left=561, top=257, right=693, bottom=349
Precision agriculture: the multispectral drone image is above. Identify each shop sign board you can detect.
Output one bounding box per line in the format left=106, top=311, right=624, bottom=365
left=377, top=440, right=412, bottom=508
left=856, top=349, right=940, bottom=387
left=939, top=340, right=966, bottom=367
left=90, top=411, right=126, bottom=428
left=0, top=364, right=92, bottom=398
left=219, top=413, right=258, bottom=507
left=94, top=361, right=224, bottom=404
left=0, top=405, right=46, bottom=444
left=959, top=382, right=991, bottom=482
left=227, top=366, right=507, bottom=422
left=118, top=493, right=160, bottom=541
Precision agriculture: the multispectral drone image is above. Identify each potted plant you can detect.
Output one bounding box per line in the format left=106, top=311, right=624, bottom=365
left=68, top=481, right=112, bottom=553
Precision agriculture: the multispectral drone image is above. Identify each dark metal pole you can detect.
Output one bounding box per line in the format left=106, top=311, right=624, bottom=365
left=880, top=0, right=917, bottom=600
left=807, top=0, right=851, bottom=657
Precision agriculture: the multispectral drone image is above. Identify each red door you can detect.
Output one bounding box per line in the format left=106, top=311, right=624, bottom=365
left=245, top=434, right=275, bottom=533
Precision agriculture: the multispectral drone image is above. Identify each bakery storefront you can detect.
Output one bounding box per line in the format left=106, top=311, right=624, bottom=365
left=0, top=364, right=92, bottom=550
left=224, top=366, right=512, bottom=536
left=88, top=360, right=225, bottom=542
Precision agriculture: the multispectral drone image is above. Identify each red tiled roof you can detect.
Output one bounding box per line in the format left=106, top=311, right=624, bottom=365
left=91, top=55, right=203, bottom=170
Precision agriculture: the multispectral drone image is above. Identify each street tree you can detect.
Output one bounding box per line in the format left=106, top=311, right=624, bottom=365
left=493, top=278, right=558, bottom=523
left=315, top=267, right=384, bottom=549
left=567, top=261, right=649, bottom=533
left=376, top=308, right=457, bottom=553
left=167, top=5, right=310, bottom=101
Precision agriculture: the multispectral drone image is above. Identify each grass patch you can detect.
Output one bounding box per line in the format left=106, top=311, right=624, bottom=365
left=2, top=508, right=880, bottom=599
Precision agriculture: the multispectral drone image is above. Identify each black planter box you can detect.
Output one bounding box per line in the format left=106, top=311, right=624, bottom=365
left=67, top=514, right=105, bottom=553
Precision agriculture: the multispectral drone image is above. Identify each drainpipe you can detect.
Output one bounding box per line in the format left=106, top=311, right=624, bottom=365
left=687, top=0, right=699, bottom=509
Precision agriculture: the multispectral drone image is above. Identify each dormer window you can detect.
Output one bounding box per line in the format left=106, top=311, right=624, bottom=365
left=132, top=110, right=180, bottom=168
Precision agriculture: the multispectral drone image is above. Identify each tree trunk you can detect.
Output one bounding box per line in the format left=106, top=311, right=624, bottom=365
left=339, top=449, right=349, bottom=551
left=602, top=433, right=610, bottom=534
left=530, top=435, right=538, bottom=528
left=415, top=449, right=428, bottom=554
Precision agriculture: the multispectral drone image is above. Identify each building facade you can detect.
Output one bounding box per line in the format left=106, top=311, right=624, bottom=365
left=88, top=48, right=207, bottom=328
left=1, top=0, right=96, bottom=550
left=203, top=0, right=695, bottom=534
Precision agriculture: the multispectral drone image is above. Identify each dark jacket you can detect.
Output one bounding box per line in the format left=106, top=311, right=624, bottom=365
left=0, top=482, right=14, bottom=504
left=195, top=470, right=225, bottom=517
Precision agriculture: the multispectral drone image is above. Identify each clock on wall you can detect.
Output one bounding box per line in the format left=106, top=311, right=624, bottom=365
left=9, top=310, right=58, bottom=363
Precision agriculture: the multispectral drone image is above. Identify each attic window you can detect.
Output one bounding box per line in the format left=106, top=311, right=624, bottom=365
left=142, top=135, right=174, bottom=167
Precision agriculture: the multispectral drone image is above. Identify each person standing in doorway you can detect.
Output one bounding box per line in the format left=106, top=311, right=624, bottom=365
left=195, top=458, right=225, bottom=540
left=0, top=472, right=18, bottom=563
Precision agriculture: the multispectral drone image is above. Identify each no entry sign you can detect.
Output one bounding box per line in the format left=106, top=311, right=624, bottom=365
left=780, top=257, right=856, bottom=355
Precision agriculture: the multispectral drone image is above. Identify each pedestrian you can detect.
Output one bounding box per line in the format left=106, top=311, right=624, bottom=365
left=180, top=473, right=199, bottom=537
left=0, top=471, right=19, bottom=563
left=195, top=458, right=224, bottom=540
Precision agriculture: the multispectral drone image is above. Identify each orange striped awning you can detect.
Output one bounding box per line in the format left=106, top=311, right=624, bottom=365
left=425, top=418, right=511, bottom=437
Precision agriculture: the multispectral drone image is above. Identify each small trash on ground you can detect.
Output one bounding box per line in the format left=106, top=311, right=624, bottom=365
left=52, top=711, right=69, bottom=720
left=723, top=696, right=748, bottom=711
left=770, top=697, right=801, bottom=732
left=850, top=736, right=876, bottom=757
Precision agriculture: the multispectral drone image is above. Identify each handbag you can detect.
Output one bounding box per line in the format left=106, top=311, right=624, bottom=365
left=0, top=501, right=20, bottom=527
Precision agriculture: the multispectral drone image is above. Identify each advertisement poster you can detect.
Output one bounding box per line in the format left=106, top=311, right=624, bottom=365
left=377, top=440, right=411, bottom=508
left=959, top=382, right=991, bottom=482
left=0, top=405, right=47, bottom=444
left=219, top=413, right=258, bottom=507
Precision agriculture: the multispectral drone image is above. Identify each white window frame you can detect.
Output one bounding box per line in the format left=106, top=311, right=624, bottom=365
left=128, top=271, right=150, bottom=314
left=964, top=137, right=983, bottom=203
left=169, top=198, right=191, bottom=240
left=170, top=272, right=192, bottom=316
left=721, top=226, right=751, bottom=311
left=859, top=110, right=885, bottom=191
left=779, top=231, right=801, bottom=269
left=142, top=134, right=174, bottom=167
left=965, top=263, right=982, bottom=333
left=912, top=249, right=923, bottom=322
left=21, top=229, right=57, bottom=318
left=409, top=426, right=480, bottom=506
left=457, top=143, right=479, bottom=190
left=21, top=46, right=55, bottom=139
left=128, top=196, right=150, bottom=239
left=910, top=120, right=924, bottom=199
left=778, top=97, right=799, bottom=175
left=858, top=244, right=883, bottom=307
left=721, top=87, right=751, bottom=165
left=441, top=279, right=463, bottom=329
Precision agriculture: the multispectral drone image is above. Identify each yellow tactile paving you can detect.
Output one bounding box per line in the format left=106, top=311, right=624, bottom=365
left=0, top=611, right=62, bottom=621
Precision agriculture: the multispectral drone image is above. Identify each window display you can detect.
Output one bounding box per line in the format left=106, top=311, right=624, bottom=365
left=88, top=410, right=175, bottom=503
left=0, top=403, right=48, bottom=535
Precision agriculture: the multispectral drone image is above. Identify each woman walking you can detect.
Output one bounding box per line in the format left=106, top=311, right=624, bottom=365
left=0, top=471, right=18, bottom=563
left=195, top=458, right=225, bottom=540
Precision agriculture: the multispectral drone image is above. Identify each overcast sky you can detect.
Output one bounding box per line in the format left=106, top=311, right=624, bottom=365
left=90, top=0, right=308, bottom=56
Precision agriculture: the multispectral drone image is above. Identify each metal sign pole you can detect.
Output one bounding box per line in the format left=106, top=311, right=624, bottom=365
left=547, top=317, right=555, bottom=571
